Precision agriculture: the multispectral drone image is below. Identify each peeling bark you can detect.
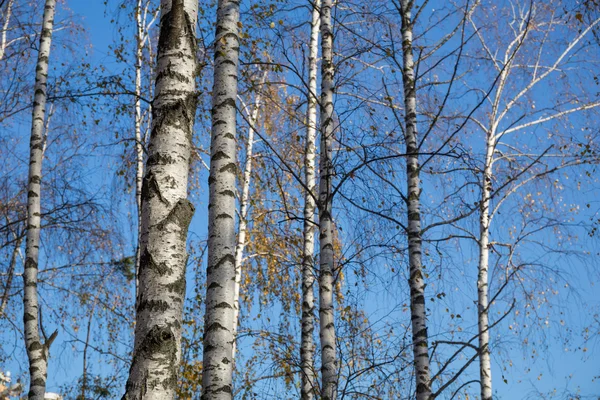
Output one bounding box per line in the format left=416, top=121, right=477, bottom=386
left=400, top=1, right=432, bottom=399
left=201, top=1, right=240, bottom=399
left=318, top=0, right=338, bottom=398
left=122, top=0, right=198, bottom=398
left=301, top=1, right=321, bottom=399
left=23, top=0, right=56, bottom=399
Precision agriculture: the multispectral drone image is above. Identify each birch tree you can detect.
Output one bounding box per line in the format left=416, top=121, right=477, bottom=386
left=398, top=1, right=432, bottom=397
left=233, top=82, right=309, bottom=397
left=232, top=70, right=267, bottom=361
left=23, top=0, right=57, bottom=398
left=122, top=0, right=197, bottom=397
left=338, top=0, right=483, bottom=395
left=301, top=1, right=321, bottom=398
left=0, top=0, right=40, bottom=125
left=202, top=0, right=240, bottom=398
left=133, top=0, right=159, bottom=307
left=465, top=2, right=600, bottom=397
left=319, top=0, right=339, bottom=398
left=0, top=0, right=14, bottom=62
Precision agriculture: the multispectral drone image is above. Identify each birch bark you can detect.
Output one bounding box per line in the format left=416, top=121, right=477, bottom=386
left=469, top=15, right=600, bottom=399
left=201, top=1, right=240, bottom=399
left=477, top=135, right=494, bottom=400
left=23, top=0, right=56, bottom=399
left=0, top=0, right=13, bottom=61
left=122, top=0, right=197, bottom=398
left=319, top=0, right=338, bottom=398
left=134, top=0, right=145, bottom=308
left=301, top=1, right=321, bottom=398
left=399, top=1, right=432, bottom=398
left=232, top=72, right=265, bottom=361
left=133, top=0, right=158, bottom=308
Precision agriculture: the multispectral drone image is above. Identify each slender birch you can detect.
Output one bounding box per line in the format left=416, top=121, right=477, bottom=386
left=301, top=1, right=321, bottom=398
left=399, top=1, right=432, bottom=398
left=319, top=0, right=338, bottom=398
left=0, top=236, right=21, bottom=316
left=201, top=0, right=240, bottom=398
left=23, top=0, right=56, bottom=398
left=122, top=0, right=197, bottom=398
left=134, top=0, right=145, bottom=308
left=0, top=0, right=13, bottom=61
left=477, top=134, right=494, bottom=400
left=232, top=71, right=266, bottom=361
left=468, top=8, right=600, bottom=398
left=133, top=0, right=158, bottom=307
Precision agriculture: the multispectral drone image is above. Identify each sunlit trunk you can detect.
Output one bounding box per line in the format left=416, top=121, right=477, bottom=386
left=0, top=0, right=14, bottom=61
left=301, top=1, right=321, bottom=398
left=201, top=0, right=240, bottom=399
left=232, top=72, right=266, bottom=361
left=122, top=0, right=198, bottom=398
left=23, top=0, right=57, bottom=398
left=478, top=133, right=495, bottom=400
left=134, top=0, right=145, bottom=308
left=318, top=0, right=338, bottom=398
left=400, top=1, right=432, bottom=398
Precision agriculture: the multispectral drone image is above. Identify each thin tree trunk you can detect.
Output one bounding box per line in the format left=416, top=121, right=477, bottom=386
left=400, top=1, right=432, bottom=399
left=133, top=1, right=159, bottom=308
left=134, top=0, right=145, bottom=309
left=0, top=236, right=21, bottom=316
left=0, top=0, right=13, bottom=61
left=122, top=0, right=197, bottom=398
left=232, top=72, right=266, bottom=361
left=301, top=1, right=321, bottom=398
left=318, top=0, right=338, bottom=398
left=81, top=298, right=98, bottom=400
left=23, top=0, right=57, bottom=399
left=477, top=135, right=495, bottom=400
left=201, top=0, right=240, bottom=398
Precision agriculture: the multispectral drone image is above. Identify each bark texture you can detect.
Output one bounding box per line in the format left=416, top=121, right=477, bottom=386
left=134, top=0, right=145, bottom=309
left=201, top=1, right=240, bottom=399
left=122, top=0, right=197, bottom=398
left=301, top=1, right=321, bottom=398
left=0, top=0, right=14, bottom=61
left=318, top=0, right=338, bottom=398
left=400, top=1, right=432, bottom=398
left=477, top=135, right=495, bottom=400
left=23, top=1, right=56, bottom=398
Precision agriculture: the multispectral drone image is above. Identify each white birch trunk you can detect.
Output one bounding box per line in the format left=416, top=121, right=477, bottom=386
left=0, top=0, right=14, bottom=62
left=477, top=134, right=495, bottom=400
left=318, top=1, right=338, bottom=398
left=301, top=1, right=320, bottom=398
left=201, top=0, right=240, bottom=398
left=122, top=0, right=197, bottom=398
left=134, top=0, right=145, bottom=309
left=23, top=0, right=56, bottom=398
left=400, top=1, right=432, bottom=398
left=232, top=73, right=265, bottom=361
left=133, top=2, right=159, bottom=308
